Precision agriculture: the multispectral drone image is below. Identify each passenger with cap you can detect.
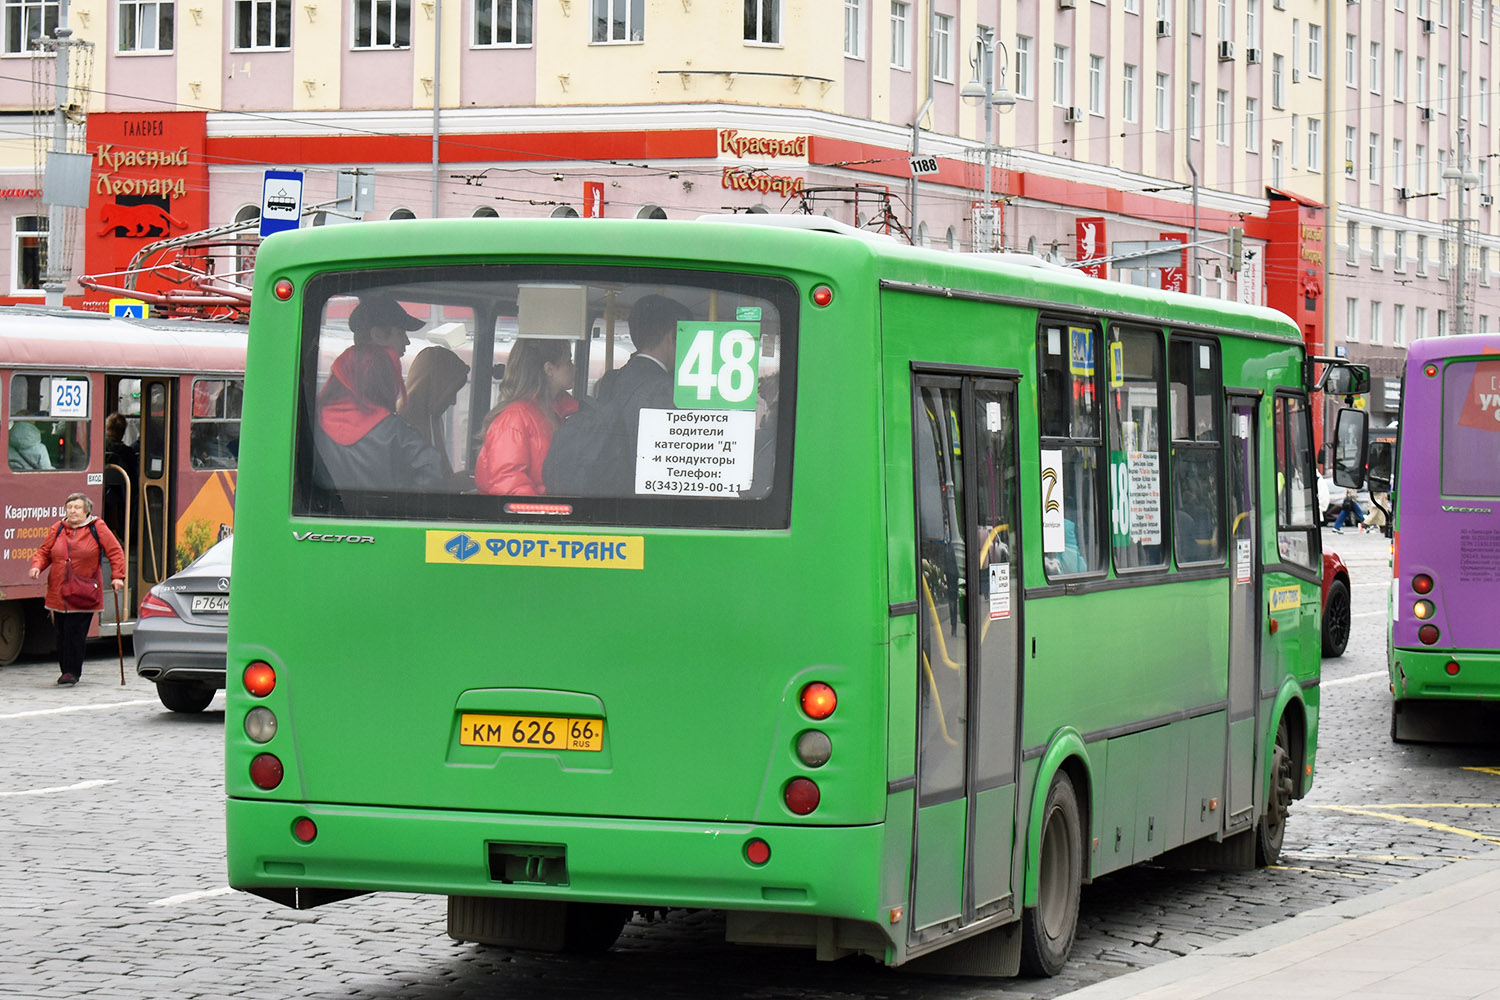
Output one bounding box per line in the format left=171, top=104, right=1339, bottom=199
left=349, top=294, right=424, bottom=359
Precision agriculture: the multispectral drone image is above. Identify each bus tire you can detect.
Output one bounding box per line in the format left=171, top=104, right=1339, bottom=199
left=1255, top=719, right=1294, bottom=866
left=1320, top=579, right=1350, bottom=658
left=1019, top=773, right=1083, bottom=977
left=0, top=601, right=23, bottom=666
left=156, top=679, right=215, bottom=714
left=561, top=903, right=632, bottom=954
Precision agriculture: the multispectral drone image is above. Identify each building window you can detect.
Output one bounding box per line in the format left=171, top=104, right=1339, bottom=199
left=1053, top=44, right=1070, bottom=107
left=1369, top=41, right=1382, bottom=94
left=1189, top=83, right=1201, bottom=139
left=1417, top=233, right=1429, bottom=276
left=1370, top=301, right=1383, bottom=344
left=1438, top=309, right=1449, bottom=338
left=1245, top=97, right=1259, bottom=151
left=1217, top=0, right=1230, bottom=37
left=353, top=0, right=410, bottom=47
left=1246, top=0, right=1259, bottom=43
left=474, top=0, right=532, bottom=46
left=1439, top=237, right=1450, bottom=279
left=234, top=0, right=289, bottom=48
left=1123, top=64, right=1138, bottom=122
left=1394, top=303, right=1407, bottom=346
left=1344, top=33, right=1356, bottom=88
left=1394, top=49, right=1406, bottom=102
left=119, top=1, right=174, bottom=53
left=1307, top=117, right=1321, bottom=171
left=1483, top=77, right=1491, bottom=124
left=1271, top=141, right=1283, bottom=186
left=931, top=13, right=951, bottom=81
left=1155, top=72, right=1169, bottom=131
left=1371, top=225, right=1383, bottom=269
left=890, top=1, right=909, bottom=69
left=843, top=0, right=862, bottom=57
left=745, top=0, right=780, bottom=44
left=1345, top=296, right=1359, bottom=342
left=1308, top=23, right=1322, bottom=78
left=1345, top=126, right=1357, bottom=177
left=10, top=215, right=45, bottom=294
left=1417, top=57, right=1427, bottom=105
left=1368, top=132, right=1381, bottom=185
left=1394, top=229, right=1407, bottom=272
left=592, top=0, right=643, bottom=42
left=1415, top=306, right=1427, bottom=341
left=3, top=0, right=56, bottom=52
left=1089, top=55, right=1105, bottom=115
left=1346, top=220, right=1359, bottom=264
left=1393, top=138, right=1405, bottom=191
left=1014, top=35, right=1032, bottom=98
left=1291, top=113, right=1299, bottom=166
left=1216, top=88, right=1229, bottom=144
left=1272, top=54, right=1284, bottom=108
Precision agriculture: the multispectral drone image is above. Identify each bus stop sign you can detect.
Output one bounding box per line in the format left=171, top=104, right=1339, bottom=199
left=260, top=170, right=304, bottom=237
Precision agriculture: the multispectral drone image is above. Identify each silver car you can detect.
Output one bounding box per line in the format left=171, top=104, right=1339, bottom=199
left=134, top=535, right=232, bottom=713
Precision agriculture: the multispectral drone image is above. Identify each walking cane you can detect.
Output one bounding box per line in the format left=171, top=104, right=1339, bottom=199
left=113, top=585, right=125, bottom=686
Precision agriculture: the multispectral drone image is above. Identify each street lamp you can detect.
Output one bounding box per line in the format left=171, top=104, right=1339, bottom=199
left=961, top=27, right=1016, bottom=252
left=1442, top=123, right=1481, bottom=338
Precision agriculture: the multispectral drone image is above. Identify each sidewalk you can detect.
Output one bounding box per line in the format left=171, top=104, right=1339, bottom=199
left=1063, top=851, right=1500, bottom=1000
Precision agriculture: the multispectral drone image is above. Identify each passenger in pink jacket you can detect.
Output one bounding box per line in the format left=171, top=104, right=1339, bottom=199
left=475, top=338, right=579, bottom=495
left=28, top=492, right=127, bottom=686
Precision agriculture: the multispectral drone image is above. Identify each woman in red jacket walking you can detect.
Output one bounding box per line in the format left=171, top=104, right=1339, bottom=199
left=28, top=492, right=127, bottom=685
left=475, top=338, right=579, bottom=495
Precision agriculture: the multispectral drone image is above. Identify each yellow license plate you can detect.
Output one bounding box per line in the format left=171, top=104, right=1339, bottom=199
left=459, top=713, right=604, bottom=752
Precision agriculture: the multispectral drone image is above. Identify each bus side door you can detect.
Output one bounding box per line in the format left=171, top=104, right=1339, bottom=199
left=909, top=373, right=1023, bottom=946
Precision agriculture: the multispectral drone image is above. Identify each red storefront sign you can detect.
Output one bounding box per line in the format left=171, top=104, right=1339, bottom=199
left=1159, top=232, right=1188, bottom=293
left=82, top=112, right=209, bottom=309
left=583, top=181, right=605, bottom=218
left=1075, top=217, right=1107, bottom=279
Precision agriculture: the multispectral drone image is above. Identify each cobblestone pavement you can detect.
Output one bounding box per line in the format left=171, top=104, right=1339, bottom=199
left=4, top=525, right=1498, bottom=999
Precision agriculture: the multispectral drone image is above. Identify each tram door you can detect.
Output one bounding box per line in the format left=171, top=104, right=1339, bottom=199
left=909, top=374, right=1023, bottom=946
left=99, top=375, right=173, bottom=621
left=136, top=378, right=175, bottom=600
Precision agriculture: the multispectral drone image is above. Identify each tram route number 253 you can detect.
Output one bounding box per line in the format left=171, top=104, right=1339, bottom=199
left=51, top=379, right=89, bottom=418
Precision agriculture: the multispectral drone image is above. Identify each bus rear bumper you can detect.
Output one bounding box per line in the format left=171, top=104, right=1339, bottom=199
left=1392, top=648, right=1500, bottom=700
left=225, top=798, right=889, bottom=921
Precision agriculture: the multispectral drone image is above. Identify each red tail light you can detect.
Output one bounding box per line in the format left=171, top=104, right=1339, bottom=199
left=250, top=753, right=284, bottom=790
left=1419, top=624, right=1440, bottom=645
left=1412, top=574, right=1433, bottom=594
left=784, top=778, right=820, bottom=815
left=139, top=592, right=178, bottom=619
left=1445, top=661, right=1461, bottom=676
left=293, top=818, right=318, bottom=843
left=744, top=838, right=771, bottom=865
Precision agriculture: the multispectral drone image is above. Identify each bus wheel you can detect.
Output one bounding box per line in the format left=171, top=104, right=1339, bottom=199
left=561, top=903, right=632, bottom=954
left=1255, top=719, right=1294, bottom=866
left=1019, top=773, right=1083, bottom=977
left=156, top=679, right=215, bottom=713
left=1320, top=579, right=1350, bottom=658
left=0, top=602, right=23, bottom=666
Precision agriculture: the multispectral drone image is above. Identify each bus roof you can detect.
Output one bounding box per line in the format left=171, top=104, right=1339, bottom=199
left=0, top=306, right=247, bottom=374
left=1406, top=332, right=1500, bottom=365
left=255, top=217, right=1303, bottom=344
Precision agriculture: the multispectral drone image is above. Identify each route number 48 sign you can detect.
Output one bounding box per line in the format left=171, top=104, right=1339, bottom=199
left=674, top=322, right=761, bottom=410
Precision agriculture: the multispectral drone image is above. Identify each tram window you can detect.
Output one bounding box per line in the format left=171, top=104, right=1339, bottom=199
left=1108, top=328, right=1167, bottom=570
left=7, top=373, right=89, bottom=471
left=1038, top=320, right=1106, bottom=578
left=190, top=378, right=243, bottom=469
left=1168, top=337, right=1225, bottom=566
left=1273, top=393, right=1318, bottom=568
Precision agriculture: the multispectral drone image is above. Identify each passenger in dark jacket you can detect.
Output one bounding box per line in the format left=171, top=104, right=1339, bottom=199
left=315, top=343, right=444, bottom=491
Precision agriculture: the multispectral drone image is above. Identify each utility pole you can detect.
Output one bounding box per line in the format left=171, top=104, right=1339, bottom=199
left=960, top=25, right=1014, bottom=252
left=1444, top=123, right=1479, bottom=338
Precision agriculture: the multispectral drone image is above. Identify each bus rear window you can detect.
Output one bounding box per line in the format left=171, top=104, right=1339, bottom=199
left=1442, top=358, right=1500, bottom=497
left=294, top=265, right=795, bottom=529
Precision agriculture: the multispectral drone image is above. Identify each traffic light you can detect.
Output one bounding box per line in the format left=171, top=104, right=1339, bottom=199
left=1227, top=226, right=1244, bottom=272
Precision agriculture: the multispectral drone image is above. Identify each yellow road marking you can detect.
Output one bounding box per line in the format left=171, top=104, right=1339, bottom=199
left=1267, top=865, right=1391, bottom=880
left=1310, top=802, right=1500, bottom=809
left=1462, top=766, right=1500, bottom=777
left=1308, top=804, right=1500, bottom=846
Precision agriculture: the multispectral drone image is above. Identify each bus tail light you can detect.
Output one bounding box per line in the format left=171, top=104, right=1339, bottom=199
left=138, top=591, right=178, bottom=619
left=273, top=278, right=295, bottom=300
left=1418, top=624, right=1440, bottom=645
left=796, top=730, right=832, bottom=767
left=244, top=662, right=277, bottom=697
left=1412, top=574, right=1433, bottom=594
left=1413, top=600, right=1435, bottom=620
left=811, top=284, right=834, bottom=307
left=1445, top=661, right=1462, bottom=676
left=293, top=818, right=318, bottom=843
left=250, top=753, right=284, bottom=790
left=744, top=838, right=771, bottom=865
left=244, top=706, right=278, bottom=743
left=800, top=682, right=836, bottom=719
left=784, top=778, right=820, bottom=815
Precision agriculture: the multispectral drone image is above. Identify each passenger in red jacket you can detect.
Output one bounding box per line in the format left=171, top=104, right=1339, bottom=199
left=475, top=338, right=579, bottom=495
left=28, top=492, right=127, bottom=686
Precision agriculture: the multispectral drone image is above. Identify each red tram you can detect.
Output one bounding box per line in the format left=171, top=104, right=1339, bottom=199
left=1, top=307, right=245, bottom=664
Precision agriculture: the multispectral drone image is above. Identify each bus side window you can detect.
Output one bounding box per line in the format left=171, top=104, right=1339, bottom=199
left=1109, top=328, right=1168, bottom=571
left=1039, top=321, right=1106, bottom=578
left=1273, top=392, right=1319, bottom=568
left=1168, top=337, right=1225, bottom=566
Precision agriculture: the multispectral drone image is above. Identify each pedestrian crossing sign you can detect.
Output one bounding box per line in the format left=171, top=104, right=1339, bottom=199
left=109, top=298, right=148, bottom=319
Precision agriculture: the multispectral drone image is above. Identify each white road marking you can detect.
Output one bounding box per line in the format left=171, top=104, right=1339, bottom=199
left=1323, top=669, right=1386, bottom=688
left=1352, top=610, right=1388, bottom=619
left=0, top=778, right=118, bottom=798
left=149, top=886, right=236, bottom=907
left=0, top=698, right=158, bottom=720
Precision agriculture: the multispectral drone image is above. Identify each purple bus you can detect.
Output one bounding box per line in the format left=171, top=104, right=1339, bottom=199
left=1382, top=333, right=1500, bottom=742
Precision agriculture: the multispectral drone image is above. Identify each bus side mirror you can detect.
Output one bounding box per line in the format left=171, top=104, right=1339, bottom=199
left=1366, top=440, right=1393, bottom=493
left=1332, top=408, right=1369, bottom=489
left=1320, top=364, right=1371, bottom=396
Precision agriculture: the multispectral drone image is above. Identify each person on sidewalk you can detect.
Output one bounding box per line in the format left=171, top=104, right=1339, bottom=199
left=27, top=492, right=126, bottom=685
left=1330, top=488, right=1366, bottom=533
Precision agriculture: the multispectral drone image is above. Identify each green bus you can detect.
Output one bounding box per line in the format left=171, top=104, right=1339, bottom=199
left=227, top=216, right=1337, bottom=976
